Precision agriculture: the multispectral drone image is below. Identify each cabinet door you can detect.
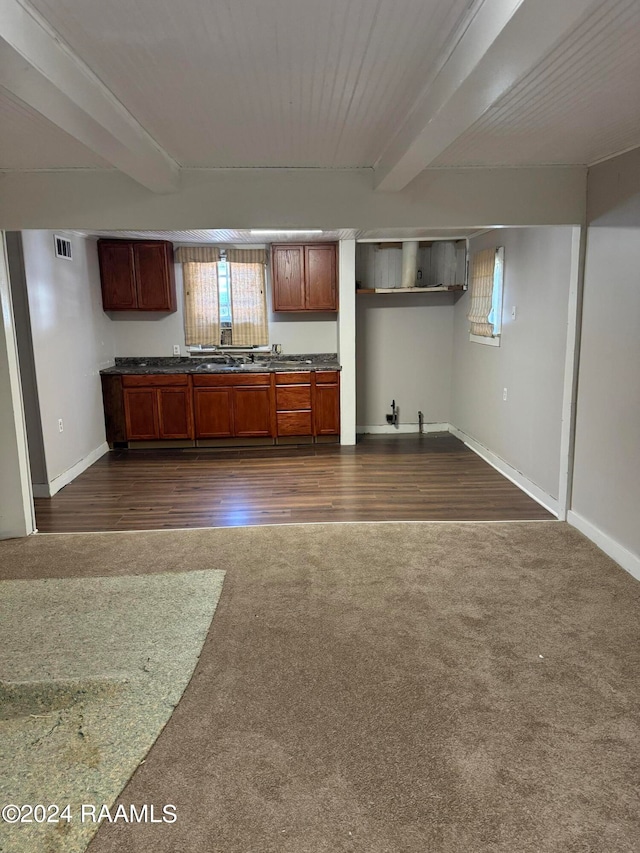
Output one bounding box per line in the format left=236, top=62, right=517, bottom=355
left=193, top=388, right=234, bottom=438
left=134, top=242, right=176, bottom=311
left=305, top=244, right=337, bottom=311
left=157, top=388, right=193, bottom=439
left=98, top=242, right=137, bottom=310
left=233, top=387, right=272, bottom=436
left=123, top=389, right=159, bottom=439
left=314, top=383, right=340, bottom=435
left=272, top=245, right=305, bottom=311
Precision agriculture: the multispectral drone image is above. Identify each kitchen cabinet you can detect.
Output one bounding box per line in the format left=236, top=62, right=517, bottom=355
left=193, top=387, right=234, bottom=438
left=193, top=374, right=272, bottom=438
left=275, top=372, right=312, bottom=436
left=122, top=375, right=193, bottom=440
left=102, top=367, right=340, bottom=446
left=98, top=239, right=177, bottom=312
left=271, top=244, right=337, bottom=312
left=314, top=372, right=340, bottom=435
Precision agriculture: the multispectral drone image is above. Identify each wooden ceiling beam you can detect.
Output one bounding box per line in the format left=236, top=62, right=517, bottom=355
left=374, top=0, right=599, bottom=192
left=0, top=0, right=179, bottom=192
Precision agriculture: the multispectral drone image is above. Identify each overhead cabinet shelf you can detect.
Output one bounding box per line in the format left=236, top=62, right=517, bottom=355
left=357, top=285, right=464, bottom=294
left=356, top=240, right=467, bottom=294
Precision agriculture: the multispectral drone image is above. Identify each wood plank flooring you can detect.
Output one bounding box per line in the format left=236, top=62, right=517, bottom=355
left=34, top=434, right=554, bottom=533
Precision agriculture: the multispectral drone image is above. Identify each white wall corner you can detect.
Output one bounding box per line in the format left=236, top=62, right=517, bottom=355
left=449, top=425, right=559, bottom=517
left=47, top=442, right=109, bottom=497
left=0, top=233, right=35, bottom=538
left=338, top=239, right=356, bottom=445
left=568, top=510, right=640, bottom=582
left=557, top=225, right=586, bottom=520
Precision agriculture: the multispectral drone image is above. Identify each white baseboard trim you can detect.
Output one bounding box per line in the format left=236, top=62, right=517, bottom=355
left=449, top=426, right=559, bottom=517
left=357, top=423, right=450, bottom=435
left=567, top=510, right=640, bottom=581
left=45, top=442, right=109, bottom=498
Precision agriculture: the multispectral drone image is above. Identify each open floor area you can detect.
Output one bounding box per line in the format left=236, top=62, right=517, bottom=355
left=1, top=521, right=638, bottom=853
left=34, top=434, right=553, bottom=533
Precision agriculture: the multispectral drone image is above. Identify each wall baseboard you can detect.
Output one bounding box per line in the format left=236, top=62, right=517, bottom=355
left=449, top=425, right=559, bottom=517
left=357, top=423, right=450, bottom=435
left=568, top=510, right=640, bottom=581
left=43, top=442, right=109, bottom=498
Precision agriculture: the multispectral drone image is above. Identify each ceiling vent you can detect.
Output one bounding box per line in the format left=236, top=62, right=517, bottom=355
left=54, top=235, right=72, bottom=261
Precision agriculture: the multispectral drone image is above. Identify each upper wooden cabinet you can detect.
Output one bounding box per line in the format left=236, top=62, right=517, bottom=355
left=98, top=239, right=177, bottom=312
left=271, top=243, right=338, bottom=312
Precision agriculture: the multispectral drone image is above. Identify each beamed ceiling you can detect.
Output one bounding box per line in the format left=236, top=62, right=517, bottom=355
left=0, top=0, right=639, bottom=194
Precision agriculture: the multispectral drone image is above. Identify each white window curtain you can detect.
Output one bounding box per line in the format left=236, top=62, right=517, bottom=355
left=227, top=249, right=268, bottom=347
left=176, top=247, right=221, bottom=346
left=467, top=248, right=498, bottom=337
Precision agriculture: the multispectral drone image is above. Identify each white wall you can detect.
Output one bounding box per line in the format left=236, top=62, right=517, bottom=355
left=451, top=226, right=574, bottom=503
left=570, top=149, right=640, bottom=573
left=0, top=166, right=586, bottom=231
left=110, top=259, right=338, bottom=357
left=356, top=293, right=454, bottom=429
left=0, top=234, right=34, bottom=538
left=21, top=231, right=115, bottom=487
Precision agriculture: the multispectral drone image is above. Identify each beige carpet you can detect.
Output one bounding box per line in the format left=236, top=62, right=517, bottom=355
left=0, top=521, right=638, bottom=852
left=0, top=571, right=224, bottom=853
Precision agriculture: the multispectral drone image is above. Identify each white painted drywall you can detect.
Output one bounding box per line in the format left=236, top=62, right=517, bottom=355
left=571, top=149, right=640, bottom=564
left=21, top=231, right=115, bottom=484
left=356, top=292, right=454, bottom=429
left=109, top=260, right=338, bottom=357
left=450, top=226, right=574, bottom=501
left=338, top=239, right=357, bottom=445
left=0, top=234, right=34, bottom=538
left=0, top=166, right=586, bottom=231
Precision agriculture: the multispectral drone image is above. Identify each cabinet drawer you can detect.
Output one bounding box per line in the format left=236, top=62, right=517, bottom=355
left=275, top=372, right=312, bottom=385
left=315, top=371, right=339, bottom=384
left=277, top=411, right=312, bottom=436
left=122, top=374, right=188, bottom=387
left=192, top=373, right=270, bottom=387
left=276, top=385, right=311, bottom=411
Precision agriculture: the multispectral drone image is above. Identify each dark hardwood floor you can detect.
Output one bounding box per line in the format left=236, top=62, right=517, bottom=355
left=34, top=434, right=554, bottom=533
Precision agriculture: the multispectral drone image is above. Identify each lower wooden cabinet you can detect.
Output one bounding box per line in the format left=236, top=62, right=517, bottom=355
left=103, top=369, right=340, bottom=444
left=233, top=387, right=272, bottom=437
left=193, top=387, right=234, bottom=437
left=192, top=374, right=272, bottom=439
left=275, top=372, right=312, bottom=436
left=122, top=375, right=194, bottom=440
left=314, top=372, right=340, bottom=435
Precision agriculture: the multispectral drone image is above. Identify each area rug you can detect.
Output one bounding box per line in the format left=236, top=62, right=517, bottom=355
left=0, top=570, right=225, bottom=853
left=0, top=522, right=638, bottom=852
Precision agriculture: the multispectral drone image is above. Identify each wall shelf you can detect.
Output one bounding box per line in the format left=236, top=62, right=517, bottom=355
left=356, top=285, right=464, bottom=294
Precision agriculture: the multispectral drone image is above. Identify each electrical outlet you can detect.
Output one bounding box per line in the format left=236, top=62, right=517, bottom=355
left=511, top=306, right=517, bottom=320
left=502, top=388, right=508, bottom=402
left=173, top=344, right=180, bottom=356
left=58, top=418, right=64, bottom=432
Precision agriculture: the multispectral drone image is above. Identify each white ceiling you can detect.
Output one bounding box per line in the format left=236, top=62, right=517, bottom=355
left=434, top=0, right=640, bottom=167
left=1, top=0, right=639, bottom=187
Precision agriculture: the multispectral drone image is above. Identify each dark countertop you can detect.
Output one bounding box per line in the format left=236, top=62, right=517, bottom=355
left=100, top=354, right=341, bottom=376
